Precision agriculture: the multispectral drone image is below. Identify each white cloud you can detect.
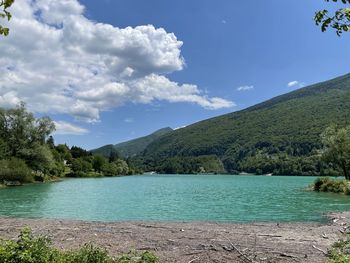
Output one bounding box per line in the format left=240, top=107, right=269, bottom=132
left=287, top=80, right=305, bottom=88
left=237, top=85, right=254, bottom=91
left=124, top=118, right=134, bottom=123
left=0, top=0, right=234, bottom=122
left=53, top=121, right=89, bottom=135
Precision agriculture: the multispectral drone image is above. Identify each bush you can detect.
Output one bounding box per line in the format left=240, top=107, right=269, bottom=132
left=328, top=237, right=350, bottom=263
left=117, top=250, right=160, bottom=263
left=63, top=243, right=115, bottom=263
left=313, top=177, right=349, bottom=194
left=0, top=158, right=34, bottom=183
left=0, top=228, right=159, bottom=263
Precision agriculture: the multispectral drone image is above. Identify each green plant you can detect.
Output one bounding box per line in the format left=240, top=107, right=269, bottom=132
left=327, top=237, right=350, bottom=263
left=117, top=250, right=160, bottom=263
left=63, top=243, right=115, bottom=263
left=0, top=228, right=159, bottom=263
left=0, top=227, right=58, bottom=262
left=0, top=158, right=33, bottom=183
left=313, top=177, right=349, bottom=194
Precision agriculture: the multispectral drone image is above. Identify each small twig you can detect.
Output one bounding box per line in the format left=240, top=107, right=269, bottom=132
left=225, top=238, right=256, bottom=263
left=279, top=252, right=299, bottom=259
left=187, top=257, right=199, bottom=263
left=257, top=234, right=282, bottom=238
left=312, top=245, right=328, bottom=255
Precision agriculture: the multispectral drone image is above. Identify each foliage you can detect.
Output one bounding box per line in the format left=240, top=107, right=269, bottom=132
left=0, top=103, right=62, bottom=181
left=0, top=0, right=14, bottom=36
left=321, top=125, right=350, bottom=180
left=117, top=250, right=159, bottom=263
left=315, top=0, right=350, bottom=36
left=312, top=177, right=350, bottom=194
left=71, top=146, right=90, bottom=159
left=136, top=74, right=350, bottom=175
left=327, top=236, right=350, bottom=263
left=102, top=160, right=129, bottom=176
left=0, top=103, right=55, bottom=159
left=0, top=158, right=33, bottom=183
left=0, top=104, right=137, bottom=182
left=0, top=228, right=159, bottom=263
left=93, top=155, right=107, bottom=173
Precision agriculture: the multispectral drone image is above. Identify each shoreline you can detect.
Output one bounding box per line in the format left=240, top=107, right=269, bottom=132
left=1, top=212, right=350, bottom=262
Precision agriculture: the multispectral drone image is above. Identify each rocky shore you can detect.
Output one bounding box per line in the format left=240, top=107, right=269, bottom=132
left=1, top=213, right=350, bottom=263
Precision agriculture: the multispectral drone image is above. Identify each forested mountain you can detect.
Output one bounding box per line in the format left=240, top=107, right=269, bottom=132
left=137, top=73, right=350, bottom=175
left=91, top=127, right=173, bottom=158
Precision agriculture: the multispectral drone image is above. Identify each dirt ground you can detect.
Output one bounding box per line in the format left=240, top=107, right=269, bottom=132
left=1, top=212, right=350, bottom=263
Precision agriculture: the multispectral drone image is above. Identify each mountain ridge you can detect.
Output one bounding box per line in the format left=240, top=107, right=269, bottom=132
left=137, top=73, right=350, bottom=175
left=91, top=127, right=173, bottom=158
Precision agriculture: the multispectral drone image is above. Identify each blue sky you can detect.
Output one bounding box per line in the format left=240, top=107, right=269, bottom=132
left=1, top=0, right=350, bottom=150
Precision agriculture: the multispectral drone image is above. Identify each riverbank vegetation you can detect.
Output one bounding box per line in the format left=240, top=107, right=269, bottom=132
left=311, top=125, right=350, bottom=194
left=0, top=227, right=159, bottom=263
left=0, top=104, right=139, bottom=186
left=313, top=177, right=350, bottom=194
left=327, top=235, right=350, bottom=263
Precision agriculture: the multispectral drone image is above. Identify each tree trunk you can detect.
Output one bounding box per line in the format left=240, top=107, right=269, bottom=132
left=342, top=162, right=349, bottom=180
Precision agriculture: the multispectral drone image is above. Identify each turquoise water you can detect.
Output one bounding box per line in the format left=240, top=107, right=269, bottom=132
left=0, top=175, right=350, bottom=223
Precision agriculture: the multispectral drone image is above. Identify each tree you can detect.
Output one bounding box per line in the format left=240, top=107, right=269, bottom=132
left=0, top=103, right=55, bottom=158
left=0, top=0, right=14, bottom=36
left=108, top=150, right=119, bottom=163
left=321, top=125, right=350, bottom=179
left=315, top=0, right=350, bottom=36
left=92, top=154, right=106, bottom=173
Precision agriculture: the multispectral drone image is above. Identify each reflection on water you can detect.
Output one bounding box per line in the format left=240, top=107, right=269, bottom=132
left=0, top=175, right=350, bottom=223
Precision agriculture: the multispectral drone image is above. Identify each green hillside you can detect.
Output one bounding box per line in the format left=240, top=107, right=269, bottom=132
left=91, top=127, right=173, bottom=158
left=139, top=73, right=350, bottom=175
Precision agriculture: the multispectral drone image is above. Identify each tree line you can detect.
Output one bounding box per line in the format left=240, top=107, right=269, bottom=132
left=0, top=104, right=138, bottom=184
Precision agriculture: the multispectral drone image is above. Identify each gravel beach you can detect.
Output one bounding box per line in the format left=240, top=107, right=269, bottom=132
left=1, top=213, right=350, bottom=262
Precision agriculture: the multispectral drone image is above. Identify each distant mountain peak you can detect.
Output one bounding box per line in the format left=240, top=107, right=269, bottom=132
left=91, top=127, right=173, bottom=158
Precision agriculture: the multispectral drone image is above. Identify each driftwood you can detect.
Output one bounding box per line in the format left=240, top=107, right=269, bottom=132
left=257, top=234, right=282, bottom=238
left=187, top=257, right=200, bottom=263
left=312, top=245, right=328, bottom=255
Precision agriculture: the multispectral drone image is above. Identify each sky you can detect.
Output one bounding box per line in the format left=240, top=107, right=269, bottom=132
left=0, top=0, right=350, bottom=150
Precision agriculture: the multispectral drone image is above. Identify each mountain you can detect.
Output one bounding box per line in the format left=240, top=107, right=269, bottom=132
left=139, top=73, right=350, bottom=175
left=91, top=127, right=173, bottom=158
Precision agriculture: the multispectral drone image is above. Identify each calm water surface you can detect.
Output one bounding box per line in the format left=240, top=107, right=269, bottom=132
left=0, top=175, right=350, bottom=223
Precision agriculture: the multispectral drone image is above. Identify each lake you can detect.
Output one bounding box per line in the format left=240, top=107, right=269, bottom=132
left=0, top=175, right=350, bottom=223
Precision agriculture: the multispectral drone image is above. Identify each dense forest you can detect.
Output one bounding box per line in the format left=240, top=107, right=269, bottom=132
left=132, top=73, right=350, bottom=175
left=0, top=104, right=137, bottom=185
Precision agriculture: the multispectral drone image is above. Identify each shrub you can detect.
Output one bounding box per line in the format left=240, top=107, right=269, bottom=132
left=0, top=228, right=159, bottom=263
left=0, top=227, right=57, bottom=263
left=117, top=250, right=160, bottom=263
left=328, top=237, right=350, bottom=263
left=0, top=158, right=34, bottom=183
left=313, top=177, right=350, bottom=194
left=62, top=243, right=115, bottom=263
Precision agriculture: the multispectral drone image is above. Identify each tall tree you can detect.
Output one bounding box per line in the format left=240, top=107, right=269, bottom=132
left=321, top=125, right=350, bottom=180
left=315, top=0, right=350, bottom=36
left=0, top=0, right=14, bottom=36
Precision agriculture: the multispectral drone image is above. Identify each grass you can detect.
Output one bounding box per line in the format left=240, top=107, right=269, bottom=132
left=327, top=236, right=350, bottom=263
left=0, top=227, right=159, bottom=263
left=312, top=177, right=350, bottom=195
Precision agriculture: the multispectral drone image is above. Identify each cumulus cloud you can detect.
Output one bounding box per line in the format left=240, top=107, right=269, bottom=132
left=0, top=0, right=234, bottom=122
left=53, top=121, right=89, bottom=135
left=237, top=85, right=254, bottom=91
left=287, top=81, right=305, bottom=88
